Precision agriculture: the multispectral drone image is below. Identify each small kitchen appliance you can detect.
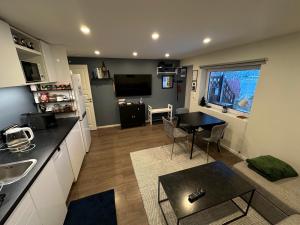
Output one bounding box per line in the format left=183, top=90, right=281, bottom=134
left=21, top=112, right=57, bottom=130
left=21, top=61, right=44, bottom=82
left=2, top=126, right=34, bottom=153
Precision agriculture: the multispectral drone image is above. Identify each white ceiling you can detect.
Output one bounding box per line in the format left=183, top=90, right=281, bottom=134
left=1, top=0, right=300, bottom=59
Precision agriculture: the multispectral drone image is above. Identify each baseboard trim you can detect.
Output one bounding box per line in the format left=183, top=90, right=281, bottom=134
left=97, top=124, right=121, bottom=129
left=90, top=126, right=97, bottom=131
left=220, top=143, right=247, bottom=160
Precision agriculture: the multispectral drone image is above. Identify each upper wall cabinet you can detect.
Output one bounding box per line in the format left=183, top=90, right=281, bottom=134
left=0, top=20, right=72, bottom=88
left=0, top=20, right=26, bottom=88
left=10, top=27, right=49, bottom=84
left=40, top=41, right=57, bottom=82
left=40, top=44, right=72, bottom=83
left=51, top=46, right=72, bottom=83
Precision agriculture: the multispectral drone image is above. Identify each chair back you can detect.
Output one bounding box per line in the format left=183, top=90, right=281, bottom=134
left=210, top=123, right=228, bottom=142
left=175, top=108, right=189, bottom=115
left=162, top=116, right=174, bottom=139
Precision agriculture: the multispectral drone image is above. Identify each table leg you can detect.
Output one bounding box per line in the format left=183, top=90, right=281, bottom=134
left=158, top=178, right=160, bottom=202
left=245, top=189, right=255, bottom=215
left=158, top=178, right=172, bottom=225
left=223, top=189, right=255, bottom=225
left=190, top=130, right=195, bottom=159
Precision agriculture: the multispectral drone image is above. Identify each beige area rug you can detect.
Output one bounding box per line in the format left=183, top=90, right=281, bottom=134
left=130, top=144, right=270, bottom=225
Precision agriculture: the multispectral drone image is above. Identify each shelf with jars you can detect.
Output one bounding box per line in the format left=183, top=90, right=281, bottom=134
left=30, top=83, right=77, bottom=114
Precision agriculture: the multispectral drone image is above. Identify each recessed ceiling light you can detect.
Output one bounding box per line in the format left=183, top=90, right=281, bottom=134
left=151, top=32, right=160, bottom=40
left=80, top=25, right=90, bottom=35
left=133, top=52, right=138, bottom=57
left=94, top=50, right=100, bottom=55
left=165, top=53, right=170, bottom=58
left=203, top=37, right=211, bottom=44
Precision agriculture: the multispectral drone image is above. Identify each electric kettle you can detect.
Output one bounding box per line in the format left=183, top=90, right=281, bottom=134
left=4, top=127, right=34, bottom=152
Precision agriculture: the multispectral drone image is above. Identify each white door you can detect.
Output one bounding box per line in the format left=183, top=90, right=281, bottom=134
left=69, top=64, right=97, bottom=130
left=4, top=193, right=42, bottom=225
left=65, top=121, right=85, bottom=181
left=52, top=140, right=74, bottom=200
left=29, top=160, right=67, bottom=225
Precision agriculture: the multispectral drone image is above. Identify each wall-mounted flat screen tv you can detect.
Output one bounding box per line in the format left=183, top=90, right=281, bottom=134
left=114, top=74, right=152, bottom=97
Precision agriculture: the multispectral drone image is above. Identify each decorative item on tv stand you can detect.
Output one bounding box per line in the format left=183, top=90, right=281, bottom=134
left=93, top=61, right=111, bottom=79
left=30, top=83, right=76, bottom=114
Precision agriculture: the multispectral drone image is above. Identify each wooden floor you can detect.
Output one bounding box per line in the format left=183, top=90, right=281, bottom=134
left=68, top=124, right=242, bottom=225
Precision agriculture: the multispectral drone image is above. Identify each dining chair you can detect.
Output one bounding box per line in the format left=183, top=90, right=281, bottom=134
left=162, top=116, right=189, bottom=159
left=175, top=108, right=190, bottom=129
left=198, top=123, right=228, bottom=163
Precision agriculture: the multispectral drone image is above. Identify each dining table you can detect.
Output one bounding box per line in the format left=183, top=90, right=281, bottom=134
left=176, top=111, right=225, bottom=159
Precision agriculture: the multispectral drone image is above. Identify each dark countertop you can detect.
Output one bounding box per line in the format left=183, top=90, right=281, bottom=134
left=0, top=117, right=79, bottom=225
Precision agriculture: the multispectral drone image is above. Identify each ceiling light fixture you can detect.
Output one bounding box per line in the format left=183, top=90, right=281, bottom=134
left=165, top=53, right=170, bottom=58
left=151, top=32, right=160, bottom=40
left=80, top=25, right=90, bottom=35
left=203, top=37, right=211, bottom=44
left=133, top=52, right=138, bottom=57
left=94, top=50, right=100, bottom=55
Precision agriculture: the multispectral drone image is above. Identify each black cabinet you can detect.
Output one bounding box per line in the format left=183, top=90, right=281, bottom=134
left=119, top=103, right=145, bottom=128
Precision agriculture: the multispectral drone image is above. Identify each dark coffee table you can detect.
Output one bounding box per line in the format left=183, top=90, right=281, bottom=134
left=158, top=161, right=255, bottom=225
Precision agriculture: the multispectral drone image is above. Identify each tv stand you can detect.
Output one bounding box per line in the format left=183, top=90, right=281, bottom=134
left=119, top=103, right=145, bottom=128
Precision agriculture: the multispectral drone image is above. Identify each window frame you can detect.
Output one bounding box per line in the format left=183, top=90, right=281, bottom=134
left=204, top=65, right=261, bottom=115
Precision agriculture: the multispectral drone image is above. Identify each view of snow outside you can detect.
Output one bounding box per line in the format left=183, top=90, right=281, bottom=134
left=207, top=69, right=260, bottom=113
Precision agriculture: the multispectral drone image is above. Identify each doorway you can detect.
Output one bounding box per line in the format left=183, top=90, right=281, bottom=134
left=69, top=64, right=97, bottom=130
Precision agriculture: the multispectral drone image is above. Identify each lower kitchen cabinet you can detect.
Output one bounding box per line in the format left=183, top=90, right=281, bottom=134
left=4, top=193, right=41, bottom=225
left=4, top=119, right=86, bottom=225
left=52, top=140, right=74, bottom=200
left=29, top=160, right=67, bottom=225
left=65, top=121, right=86, bottom=181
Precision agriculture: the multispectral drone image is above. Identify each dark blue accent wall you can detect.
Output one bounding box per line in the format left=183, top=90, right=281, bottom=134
left=68, top=57, right=186, bottom=126
left=0, top=86, right=37, bottom=130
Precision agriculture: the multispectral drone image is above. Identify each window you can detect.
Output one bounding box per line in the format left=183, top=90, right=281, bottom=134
left=206, top=67, right=260, bottom=113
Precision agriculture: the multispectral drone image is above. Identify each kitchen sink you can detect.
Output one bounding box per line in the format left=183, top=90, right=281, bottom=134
left=0, top=159, right=37, bottom=185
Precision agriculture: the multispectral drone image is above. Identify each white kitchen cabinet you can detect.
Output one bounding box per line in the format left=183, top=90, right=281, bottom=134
left=0, top=20, right=26, bottom=88
left=52, top=140, right=74, bottom=200
left=29, top=160, right=67, bottom=225
left=51, top=46, right=71, bottom=83
left=4, top=192, right=41, bottom=225
left=65, top=121, right=86, bottom=181
left=40, top=41, right=57, bottom=82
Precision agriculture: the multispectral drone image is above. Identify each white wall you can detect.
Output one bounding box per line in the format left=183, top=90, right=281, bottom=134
left=181, top=32, right=300, bottom=171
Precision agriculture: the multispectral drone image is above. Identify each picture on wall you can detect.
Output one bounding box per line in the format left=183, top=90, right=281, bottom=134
left=162, top=75, right=173, bottom=89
